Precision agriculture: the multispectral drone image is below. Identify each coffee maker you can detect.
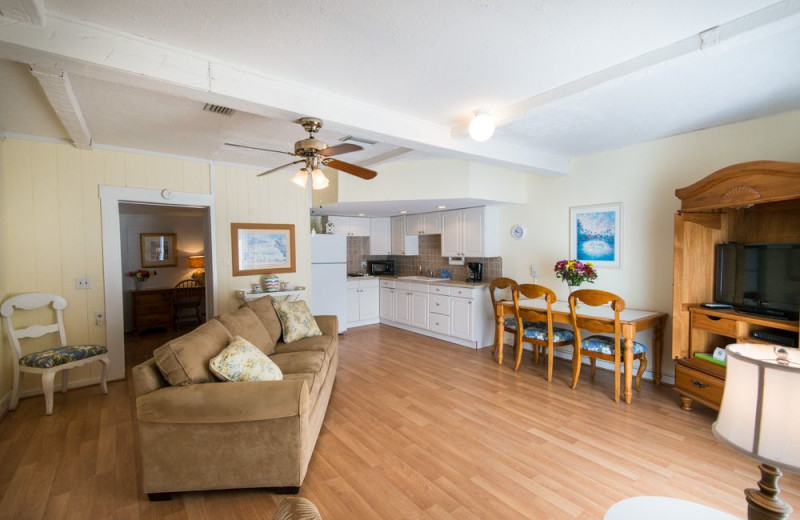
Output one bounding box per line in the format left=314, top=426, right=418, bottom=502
left=466, top=262, right=483, bottom=283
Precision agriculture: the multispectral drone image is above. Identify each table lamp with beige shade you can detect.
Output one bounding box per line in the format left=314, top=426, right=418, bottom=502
left=713, top=343, right=799, bottom=520
left=188, top=255, right=205, bottom=285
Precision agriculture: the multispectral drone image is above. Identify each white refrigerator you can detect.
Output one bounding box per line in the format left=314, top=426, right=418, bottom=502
left=310, top=234, right=348, bottom=333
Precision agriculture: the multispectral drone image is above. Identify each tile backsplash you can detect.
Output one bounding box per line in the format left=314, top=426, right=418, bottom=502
left=346, top=234, right=502, bottom=281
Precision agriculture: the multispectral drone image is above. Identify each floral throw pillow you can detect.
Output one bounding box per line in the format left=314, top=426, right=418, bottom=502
left=209, top=336, right=283, bottom=382
left=272, top=300, right=323, bottom=343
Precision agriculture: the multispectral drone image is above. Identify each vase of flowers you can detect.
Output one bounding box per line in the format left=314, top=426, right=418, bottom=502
left=128, top=269, right=156, bottom=289
left=554, top=259, right=597, bottom=303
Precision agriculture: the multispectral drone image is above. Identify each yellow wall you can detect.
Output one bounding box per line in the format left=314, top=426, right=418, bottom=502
left=0, top=139, right=310, bottom=409
left=497, top=109, right=800, bottom=379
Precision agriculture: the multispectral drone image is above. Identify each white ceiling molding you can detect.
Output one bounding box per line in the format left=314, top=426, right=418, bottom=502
left=29, top=65, right=92, bottom=149
left=0, top=12, right=570, bottom=174
left=0, top=0, right=44, bottom=26
left=451, top=0, right=800, bottom=137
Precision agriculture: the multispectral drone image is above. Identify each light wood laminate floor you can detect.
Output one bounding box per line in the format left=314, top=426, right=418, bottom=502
left=0, top=324, right=797, bottom=519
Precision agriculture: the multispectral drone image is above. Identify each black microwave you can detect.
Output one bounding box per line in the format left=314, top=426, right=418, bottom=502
left=368, top=260, right=395, bottom=275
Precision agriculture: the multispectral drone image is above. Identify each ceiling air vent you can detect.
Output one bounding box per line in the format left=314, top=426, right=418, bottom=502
left=339, top=135, right=378, bottom=147
left=203, top=103, right=235, bottom=116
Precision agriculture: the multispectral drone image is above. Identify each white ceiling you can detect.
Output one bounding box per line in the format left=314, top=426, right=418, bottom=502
left=0, top=1, right=799, bottom=204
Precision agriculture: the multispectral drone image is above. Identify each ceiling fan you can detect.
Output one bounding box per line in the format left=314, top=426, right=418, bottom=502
left=225, top=117, right=377, bottom=189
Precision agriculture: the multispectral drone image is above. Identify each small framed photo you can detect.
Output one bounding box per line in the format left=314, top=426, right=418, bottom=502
left=570, top=203, right=622, bottom=268
left=231, top=223, right=296, bottom=276
left=140, top=233, right=178, bottom=268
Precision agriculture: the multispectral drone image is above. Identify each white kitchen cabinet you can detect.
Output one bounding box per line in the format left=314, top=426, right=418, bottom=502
left=370, top=217, right=391, bottom=255
left=449, top=296, right=474, bottom=341
left=391, top=216, right=419, bottom=255
left=379, top=285, right=395, bottom=320
left=394, top=289, right=411, bottom=325
left=406, top=212, right=442, bottom=235
left=346, top=278, right=379, bottom=327
left=440, top=206, right=499, bottom=257
left=327, top=216, right=370, bottom=236
left=410, top=291, right=429, bottom=329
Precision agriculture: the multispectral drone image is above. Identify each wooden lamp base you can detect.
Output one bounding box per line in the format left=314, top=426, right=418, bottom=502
left=745, top=464, right=793, bottom=520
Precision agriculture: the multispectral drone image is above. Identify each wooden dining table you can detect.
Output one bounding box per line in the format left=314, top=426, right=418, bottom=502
left=495, top=299, right=668, bottom=404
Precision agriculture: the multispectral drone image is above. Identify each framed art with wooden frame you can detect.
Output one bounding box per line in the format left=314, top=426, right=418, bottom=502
left=569, top=202, right=622, bottom=269
left=140, top=233, right=178, bottom=268
left=231, top=223, right=296, bottom=276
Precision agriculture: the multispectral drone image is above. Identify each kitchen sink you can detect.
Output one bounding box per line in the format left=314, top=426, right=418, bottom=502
left=398, top=276, right=447, bottom=282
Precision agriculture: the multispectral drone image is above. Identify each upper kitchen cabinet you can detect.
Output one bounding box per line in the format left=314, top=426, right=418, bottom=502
left=391, top=216, right=419, bottom=255
left=406, top=212, right=442, bottom=235
left=370, top=217, right=391, bottom=255
left=327, top=216, right=371, bottom=236
left=440, top=207, right=499, bottom=257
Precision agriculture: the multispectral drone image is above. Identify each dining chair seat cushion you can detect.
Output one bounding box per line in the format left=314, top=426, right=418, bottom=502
left=503, top=317, right=538, bottom=330
left=581, top=335, right=647, bottom=355
left=19, top=344, right=108, bottom=369
left=522, top=322, right=575, bottom=343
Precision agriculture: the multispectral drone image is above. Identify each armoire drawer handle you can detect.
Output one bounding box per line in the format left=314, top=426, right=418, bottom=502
left=691, top=379, right=709, bottom=389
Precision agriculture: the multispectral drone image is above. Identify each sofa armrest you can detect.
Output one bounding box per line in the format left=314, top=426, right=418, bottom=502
left=132, top=358, right=168, bottom=397
left=136, top=378, right=310, bottom=424
left=314, top=315, right=338, bottom=337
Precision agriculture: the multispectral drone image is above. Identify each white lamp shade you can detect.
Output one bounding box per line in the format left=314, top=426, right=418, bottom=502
left=310, top=168, right=329, bottom=190
left=468, top=112, right=495, bottom=142
left=290, top=169, right=308, bottom=188
left=713, top=343, right=800, bottom=473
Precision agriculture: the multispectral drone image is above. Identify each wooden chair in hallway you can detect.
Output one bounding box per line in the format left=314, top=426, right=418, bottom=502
left=568, top=289, right=647, bottom=402
left=489, top=277, right=521, bottom=362
left=1, top=293, right=110, bottom=415
left=512, top=284, right=575, bottom=379
left=171, top=279, right=205, bottom=329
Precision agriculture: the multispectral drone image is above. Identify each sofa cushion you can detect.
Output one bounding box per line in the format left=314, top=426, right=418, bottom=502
left=218, top=306, right=277, bottom=355
left=153, top=319, right=232, bottom=386
left=271, top=350, right=329, bottom=404
left=272, top=333, right=336, bottom=355
left=272, top=300, right=322, bottom=343
left=242, top=296, right=283, bottom=342
left=210, top=336, right=284, bottom=382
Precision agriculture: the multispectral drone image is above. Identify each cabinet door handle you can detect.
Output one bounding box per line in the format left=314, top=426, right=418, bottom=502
left=691, top=379, right=709, bottom=389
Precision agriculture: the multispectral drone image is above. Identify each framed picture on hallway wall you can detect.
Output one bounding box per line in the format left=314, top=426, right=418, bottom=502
left=140, top=233, right=178, bottom=268
left=231, top=223, right=296, bottom=276
left=569, top=203, right=622, bottom=268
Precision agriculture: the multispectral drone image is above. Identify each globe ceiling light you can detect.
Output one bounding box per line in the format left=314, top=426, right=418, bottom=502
left=290, top=168, right=309, bottom=188
left=310, top=168, right=329, bottom=190
left=468, top=111, right=495, bottom=142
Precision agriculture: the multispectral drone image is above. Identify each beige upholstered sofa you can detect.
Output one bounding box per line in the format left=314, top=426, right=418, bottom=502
left=132, top=296, right=338, bottom=500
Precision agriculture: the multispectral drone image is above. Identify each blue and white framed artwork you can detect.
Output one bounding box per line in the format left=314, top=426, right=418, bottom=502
left=570, top=203, right=622, bottom=268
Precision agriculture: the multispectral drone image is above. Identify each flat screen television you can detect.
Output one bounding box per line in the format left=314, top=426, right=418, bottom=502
left=715, top=243, right=800, bottom=321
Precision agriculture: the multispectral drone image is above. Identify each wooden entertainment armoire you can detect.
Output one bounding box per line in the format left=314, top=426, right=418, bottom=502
left=671, top=160, right=800, bottom=411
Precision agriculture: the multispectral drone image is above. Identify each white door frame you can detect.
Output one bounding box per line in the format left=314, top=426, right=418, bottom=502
left=99, top=186, right=215, bottom=380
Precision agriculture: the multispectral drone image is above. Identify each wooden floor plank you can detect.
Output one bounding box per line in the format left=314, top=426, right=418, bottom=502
left=0, top=323, right=797, bottom=519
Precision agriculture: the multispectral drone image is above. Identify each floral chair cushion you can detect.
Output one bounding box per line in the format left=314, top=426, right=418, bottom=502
left=19, top=345, right=107, bottom=369
left=522, top=322, right=575, bottom=343
left=209, top=336, right=283, bottom=382
left=272, top=300, right=323, bottom=343
left=581, top=335, right=647, bottom=355
left=503, top=317, right=538, bottom=330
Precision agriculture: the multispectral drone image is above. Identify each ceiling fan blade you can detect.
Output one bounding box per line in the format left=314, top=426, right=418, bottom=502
left=257, top=160, right=306, bottom=177
left=225, top=142, right=296, bottom=157
left=320, top=143, right=363, bottom=157
left=325, top=159, right=377, bottom=180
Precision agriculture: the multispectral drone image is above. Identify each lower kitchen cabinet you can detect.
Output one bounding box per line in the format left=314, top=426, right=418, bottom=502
left=378, top=279, right=492, bottom=349
left=346, top=278, right=379, bottom=328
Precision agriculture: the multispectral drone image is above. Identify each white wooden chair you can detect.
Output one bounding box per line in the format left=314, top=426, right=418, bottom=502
left=1, top=293, right=110, bottom=415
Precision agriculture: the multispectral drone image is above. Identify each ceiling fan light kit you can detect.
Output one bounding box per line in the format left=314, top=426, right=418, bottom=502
left=469, top=111, right=495, bottom=142
left=225, top=117, right=377, bottom=186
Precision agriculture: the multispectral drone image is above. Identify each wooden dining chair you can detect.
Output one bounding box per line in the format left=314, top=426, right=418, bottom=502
left=489, top=277, right=522, bottom=361
left=1, top=293, right=110, bottom=415
left=171, top=279, right=205, bottom=329
left=512, top=284, right=575, bottom=379
left=568, top=289, right=647, bottom=402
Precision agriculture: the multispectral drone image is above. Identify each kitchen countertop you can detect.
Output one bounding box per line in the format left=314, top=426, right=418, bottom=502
left=372, top=275, right=489, bottom=289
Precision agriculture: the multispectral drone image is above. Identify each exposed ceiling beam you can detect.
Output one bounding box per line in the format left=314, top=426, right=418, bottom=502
left=0, top=12, right=570, bottom=174
left=0, top=0, right=44, bottom=26
left=357, top=147, right=414, bottom=168
left=451, top=0, right=800, bottom=137
left=29, top=65, right=92, bottom=149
